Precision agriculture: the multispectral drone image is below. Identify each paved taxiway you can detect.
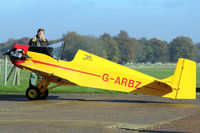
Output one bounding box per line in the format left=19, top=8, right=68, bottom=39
left=0, top=94, right=200, bottom=133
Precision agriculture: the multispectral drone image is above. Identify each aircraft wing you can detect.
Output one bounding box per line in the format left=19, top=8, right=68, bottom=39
left=19, top=63, right=53, bottom=76
left=19, top=63, right=76, bottom=85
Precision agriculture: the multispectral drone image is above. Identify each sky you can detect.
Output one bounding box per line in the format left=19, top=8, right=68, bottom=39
left=0, top=0, right=200, bottom=43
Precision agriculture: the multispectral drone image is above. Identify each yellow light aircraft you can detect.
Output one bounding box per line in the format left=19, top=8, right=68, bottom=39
left=4, top=42, right=196, bottom=100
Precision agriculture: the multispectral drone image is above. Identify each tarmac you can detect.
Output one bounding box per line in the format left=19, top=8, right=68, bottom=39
left=0, top=93, right=200, bottom=133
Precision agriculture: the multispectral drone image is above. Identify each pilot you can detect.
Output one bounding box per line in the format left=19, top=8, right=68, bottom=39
left=28, top=28, right=48, bottom=46
left=28, top=28, right=49, bottom=88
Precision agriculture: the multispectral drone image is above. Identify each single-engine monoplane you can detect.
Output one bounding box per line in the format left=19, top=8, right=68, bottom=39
left=3, top=42, right=196, bottom=100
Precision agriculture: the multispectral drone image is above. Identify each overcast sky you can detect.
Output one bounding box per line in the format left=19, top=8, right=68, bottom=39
left=0, top=0, right=200, bottom=43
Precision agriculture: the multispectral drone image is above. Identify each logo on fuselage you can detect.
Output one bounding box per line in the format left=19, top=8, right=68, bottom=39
left=83, top=54, right=93, bottom=61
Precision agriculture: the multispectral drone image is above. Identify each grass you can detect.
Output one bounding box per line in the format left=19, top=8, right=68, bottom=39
left=0, top=64, right=199, bottom=94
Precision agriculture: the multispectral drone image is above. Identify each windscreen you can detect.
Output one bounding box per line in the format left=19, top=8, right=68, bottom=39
left=47, top=41, right=64, bottom=60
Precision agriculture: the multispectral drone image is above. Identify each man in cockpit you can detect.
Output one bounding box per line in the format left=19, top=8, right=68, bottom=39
left=29, top=28, right=48, bottom=46
left=28, top=28, right=49, bottom=88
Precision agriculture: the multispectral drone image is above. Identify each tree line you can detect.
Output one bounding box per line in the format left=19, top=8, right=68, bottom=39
left=62, top=31, right=200, bottom=63
left=0, top=30, right=200, bottom=63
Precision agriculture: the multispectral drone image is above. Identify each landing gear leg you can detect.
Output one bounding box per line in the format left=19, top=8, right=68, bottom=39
left=38, top=78, right=50, bottom=100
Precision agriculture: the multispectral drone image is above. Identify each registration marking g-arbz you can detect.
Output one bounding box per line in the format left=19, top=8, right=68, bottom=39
left=102, top=73, right=141, bottom=89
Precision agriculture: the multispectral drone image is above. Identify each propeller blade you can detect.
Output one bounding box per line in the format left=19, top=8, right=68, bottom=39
left=7, top=66, right=16, bottom=81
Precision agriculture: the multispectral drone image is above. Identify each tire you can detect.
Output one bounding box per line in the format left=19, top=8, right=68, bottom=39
left=39, top=90, right=49, bottom=100
left=26, top=86, right=40, bottom=100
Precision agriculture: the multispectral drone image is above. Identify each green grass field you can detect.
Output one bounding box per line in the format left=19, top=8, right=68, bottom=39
left=0, top=65, right=199, bottom=94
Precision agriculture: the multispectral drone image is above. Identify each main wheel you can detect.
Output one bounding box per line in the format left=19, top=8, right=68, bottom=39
left=39, top=90, right=49, bottom=100
left=26, top=86, right=40, bottom=100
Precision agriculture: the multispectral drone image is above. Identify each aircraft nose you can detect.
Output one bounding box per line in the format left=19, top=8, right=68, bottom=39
left=3, top=44, right=31, bottom=59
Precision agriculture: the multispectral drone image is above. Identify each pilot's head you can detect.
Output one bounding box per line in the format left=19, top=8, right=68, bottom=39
left=37, top=28, right=45, bottom=39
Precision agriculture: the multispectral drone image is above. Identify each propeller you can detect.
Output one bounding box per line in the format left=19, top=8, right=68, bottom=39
left=3, top=48, right=30, bottom=82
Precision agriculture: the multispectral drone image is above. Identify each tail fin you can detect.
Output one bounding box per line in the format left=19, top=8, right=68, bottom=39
left=168, top=58, right=196, bottom=99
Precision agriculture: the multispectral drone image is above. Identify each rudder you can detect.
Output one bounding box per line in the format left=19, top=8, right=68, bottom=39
left=171, top=58, right=196, bottom=99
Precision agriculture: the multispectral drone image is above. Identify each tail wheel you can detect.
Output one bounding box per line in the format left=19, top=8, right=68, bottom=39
left=26, top=86, right=40, bottom=100
left=39, top=90, right=49, bottom=100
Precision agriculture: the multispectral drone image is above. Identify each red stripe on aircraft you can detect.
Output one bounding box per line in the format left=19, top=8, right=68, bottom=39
left=31, top=60, right=101, bottom=77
